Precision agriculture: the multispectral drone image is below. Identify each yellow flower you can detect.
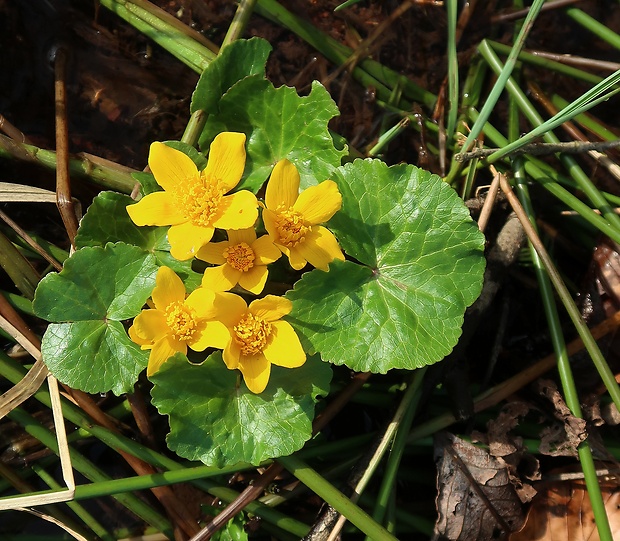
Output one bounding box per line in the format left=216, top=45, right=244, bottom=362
left=196, top=228, right=281, bottom=294
left=262, top=159, right=344, bottom=271
left=129, top=267, right=227, bottom=376
left=205, top=293, right=306, bottom=393
left=127, top=132, right=258, bottom=260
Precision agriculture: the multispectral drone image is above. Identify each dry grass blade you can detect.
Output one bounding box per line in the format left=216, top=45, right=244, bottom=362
left=14, top=507, right=89, bottom=541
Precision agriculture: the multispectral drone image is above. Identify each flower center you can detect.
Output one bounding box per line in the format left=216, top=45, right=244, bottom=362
left=165, top=301, right=197, bottom=341
left=175, top=176, right=223, bottom=227
left=223, top=242, right=255, bottom=272
left=233, top=313, right=271, bottom=356
left=274, top=206, right=310, bottom=247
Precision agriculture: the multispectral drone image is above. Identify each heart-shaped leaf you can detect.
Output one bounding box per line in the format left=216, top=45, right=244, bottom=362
left=199, top=77, right=346, bottom=192
left=33, top=242, right=158, bottom=394
left=150, top=352, right=332, bottom=467
left=286, top=159, right=486, bottom=373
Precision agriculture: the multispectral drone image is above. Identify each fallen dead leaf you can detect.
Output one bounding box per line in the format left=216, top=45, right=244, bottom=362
left=434, top=432, right=525, bottom=541
left=509, top=478, right=620, bottom=541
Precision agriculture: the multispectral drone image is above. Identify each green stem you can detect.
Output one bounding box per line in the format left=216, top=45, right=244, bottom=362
left=98, top=0, right=216, bottom=73
left=222, top=0, right=259, bottom=48
left=446, top=0, right=458, bottom=143
left=0, top=231, right=39, bottom=299
left=565, top=8, right=620, bottom=50
left=460, top=0, right=546, bottom=153
left=510, top=162, right=613, bottom=541
left=5, top=406, right=174, bottom=538
left=0, top=135, right=137, bottom=194
left=181, top=109, right=208, bottom=147
left=368, top=369, right=426, bottom=532
left=278, top=455, right=399, bottom=541
left=31, top=463, right=115, bottom=541
left=479, top=41, right=620, bottom=232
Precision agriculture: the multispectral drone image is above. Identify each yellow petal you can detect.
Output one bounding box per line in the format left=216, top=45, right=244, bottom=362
left=127, top=192, right=186, bottom=226
left=152, top=266, right=186, bottom=311
left=203, top=132, right=246, bottom=192
left=263, top=321, right=306, bottom=368
left=262, top=209, right=280, bottom=244
left=238, top=354, right=271, bottom=394
left=287, top=246, right=308, bottom=270
left=149, top=142, right=199, bottom=192
left=251, top=235, right=282, bottom=265
left=296, top=226, right=344, bottom=271
left=265, top=159, right=300, bottom=210
left=168, top=222, right=215, bottom=260
left=147, top=336, right=185, bottom=376
left=190, top=320, right=230, bottom=351
left=249, top=295, right=292, bottom=321
left=223, top=340, right=242, bottom=369
left=238, top=266, right=268, bottom=295
left=212, top=191, right=258, bottom=230
left=195, top=241, right=229, bottom=265
left=201, top=264, right=240, bottom=292
left=185, top=287, right=220, bottom=318
left=130, top=309, right=169, bottom=344
left=213, top=292, right=248, bottom=328
left=294, top=180, right=342, bottom=225
left=227, top=227, right=257, bottom=245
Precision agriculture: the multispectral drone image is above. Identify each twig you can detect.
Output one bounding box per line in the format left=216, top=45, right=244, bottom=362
left=455, top=139, right=620, bottom=162
left=492, top=0, right=580, bottom=23
left=53, top=46, right=80, bottom=247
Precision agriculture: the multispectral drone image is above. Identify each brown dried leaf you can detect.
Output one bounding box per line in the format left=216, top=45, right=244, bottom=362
left=509, top=479, right=620, bottom=541
left=434, top=432, right=525, bottom=541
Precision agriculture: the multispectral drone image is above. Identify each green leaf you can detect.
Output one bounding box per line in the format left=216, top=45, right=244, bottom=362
left=199, top=78, right=346, bottom=192
left=33, top=242, right=158, bottom=394
left=41, top=321, right=148, bottom=395
left=150, top=352, right=331, bottom=467
left=75, top=192, right=202, bottom=290
left=286, top=159, right=486, bottom=373
left=191, top=37, right=272, bottom=114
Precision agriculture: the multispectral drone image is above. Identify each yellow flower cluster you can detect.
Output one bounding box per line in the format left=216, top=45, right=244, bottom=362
left=127, top=132, right=344, bottom=393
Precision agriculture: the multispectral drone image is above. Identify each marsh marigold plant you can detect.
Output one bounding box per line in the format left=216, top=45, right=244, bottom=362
left=129, top=267, right=227, bottom=376
left=127, top=132, right=258, bottom=260
left=262, top=159, right=344, bottom=271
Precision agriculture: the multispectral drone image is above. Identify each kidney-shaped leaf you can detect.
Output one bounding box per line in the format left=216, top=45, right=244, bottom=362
left=199, top=77, right=346, bottom=192
left=150, top=352, right=332, bottom=467
left=33, top=242, right=158, bottom=394
left=286, top=159, right=486, bottom=373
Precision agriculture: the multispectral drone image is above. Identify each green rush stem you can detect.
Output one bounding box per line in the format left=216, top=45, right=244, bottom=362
left=181, top=109, right=208, bottom=147
left=31, top=464, right=115, bottom=541
left=278, top=455, right=399, bottom=541
left=366, top=117, right=410, bottom=157
left=479, top=42, right=620, bottom=232
left=500, top=173, right=620, bottom=411
left=368, top=368, right=426, bottom=534
left=460, top=0, right=546, bottom=154
left=4, top=406, right=174, bottom=538
left=222, top=0, right=259, bottom=48
left=446, top=0, right=458, bottom=143
left=565, top=8, right=620, bottom=51
left=466, top=108, right=620, bottom=245
left=488, top=41, right=604, bottom=85
left=551, top=94, right=620, bottom=141
left=0, top=231, right=39, bottom=300
left=508, top=161, right=613, bottom=541
left=0, top=135, right=137, bottom=194
left=0, top=352, right=310, bottom=539
left=98, top=0, right=217, bottom=73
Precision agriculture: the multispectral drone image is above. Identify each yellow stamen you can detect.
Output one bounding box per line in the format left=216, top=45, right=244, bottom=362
left=174, top=176, right=223, bottom=227
left=274, top=206, right=310, bottom=247
left=233, top=313, right=271, bottom=356
left=165, top=301, right=197, bottom=341
left=223, top=242, right=255, bottom=272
